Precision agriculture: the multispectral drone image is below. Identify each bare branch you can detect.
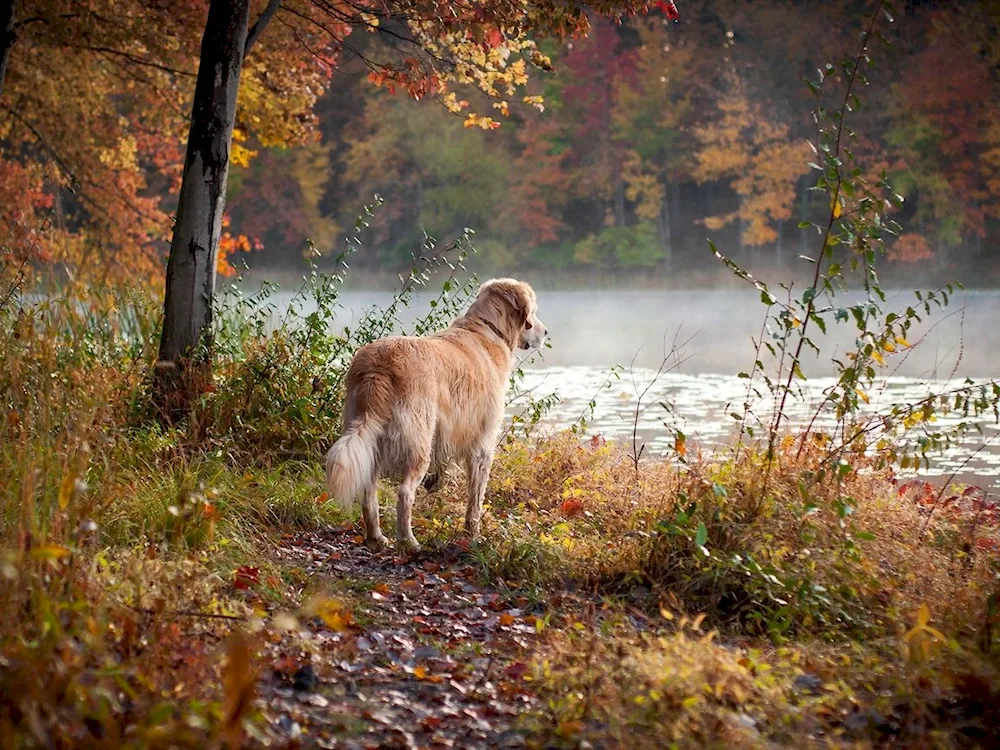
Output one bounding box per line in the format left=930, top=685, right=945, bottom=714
left=245, top=0, right=281, bottom=58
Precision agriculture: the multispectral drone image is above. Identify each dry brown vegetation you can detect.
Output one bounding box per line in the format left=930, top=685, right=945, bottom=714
left=2, top=285, right=999, bottom=748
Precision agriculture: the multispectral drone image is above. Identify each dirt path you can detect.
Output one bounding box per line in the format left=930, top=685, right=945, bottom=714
left=257, top=527, right=548, bottom=749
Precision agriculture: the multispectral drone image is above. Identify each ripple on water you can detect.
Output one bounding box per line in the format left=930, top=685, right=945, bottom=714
left=514, top=366, right=1000, bottom=490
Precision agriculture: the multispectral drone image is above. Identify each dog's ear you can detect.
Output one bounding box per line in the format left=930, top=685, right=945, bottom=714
left=485, top=281, right=529, bottom=325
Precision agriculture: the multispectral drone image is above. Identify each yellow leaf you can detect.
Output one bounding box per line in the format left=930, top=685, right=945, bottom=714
left=882, top=339, right=896, bottom=353
left=413, top=666, right=428, bottom=680
left=319, top=607, right=352, bottom=633
left=895, top=336, right=911, bottom=348
left=675, top=432, right=687, bottom=457
left=916, top=602, right=931, bottom=628
left=855, top=388, right=870, bottom=404
left=58, top=471, right=75, bottom=511
left=832, top=199, right=843, bottom=219
left=872, top=350, right=886, bottom=366
left=304, top=595, right=354, bottom=632
left=32, top=544, right=71, bottom=560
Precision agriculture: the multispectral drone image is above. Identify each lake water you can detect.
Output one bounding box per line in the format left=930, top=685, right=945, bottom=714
left=263, top=286, right=1000, bottom=491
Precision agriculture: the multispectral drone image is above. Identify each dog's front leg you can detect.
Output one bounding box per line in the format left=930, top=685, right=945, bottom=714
left=464, top=446, right=494, bottom=539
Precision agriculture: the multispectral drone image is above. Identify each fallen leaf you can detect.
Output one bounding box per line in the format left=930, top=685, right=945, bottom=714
left=504, top=662, right=528, bottom=680
left=560, top=498, right=584, bottom=517
left=233, top=566, right=260, bottom=590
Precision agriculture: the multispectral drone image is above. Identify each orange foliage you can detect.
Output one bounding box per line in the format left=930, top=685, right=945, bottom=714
left=217, top=215, right=262, bottom=277
left=888, top=234, right=934, bottom=264
left=693, top=72, right=808, bottom=246
left=0, top=0, right=335, bottom=289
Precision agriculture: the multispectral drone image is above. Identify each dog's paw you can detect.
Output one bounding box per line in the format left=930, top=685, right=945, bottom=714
left=365, top=533, right=391, bottom=551
left=397, top=536, right=422, bottom=555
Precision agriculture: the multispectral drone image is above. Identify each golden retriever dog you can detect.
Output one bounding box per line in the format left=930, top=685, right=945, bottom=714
left=325, top=279, right=547, bottom=552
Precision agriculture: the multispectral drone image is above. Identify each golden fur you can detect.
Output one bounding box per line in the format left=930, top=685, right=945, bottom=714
left=324, top=278, right=547, bottom=552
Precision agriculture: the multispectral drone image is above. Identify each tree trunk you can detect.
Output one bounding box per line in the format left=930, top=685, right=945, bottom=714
left=658, top=190, right=673, bottom=274
left=0, top=0, right=15, bottom=97
left=153, top=0, right=251, bottom=420
left=737, top=198, right=746, bottom=259
left=671, top=182, right=681, bottom=267
left=775, top=218, right=784, bottom=270
left=613, top=172, right=626, bottom=227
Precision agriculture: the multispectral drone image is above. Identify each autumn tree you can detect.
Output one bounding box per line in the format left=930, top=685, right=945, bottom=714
left=613, top=17, right=695, bottom=270
left=886, top=3, right=1000, bottom=264
left=0, top=0, right=332, bottom=283
left=693, top=70, right=808, bottom=257
left=0, top=0, right=14, bottom=95
left=560, top=19, right=637, bottom=232
left=154, top=0, right=258, bottom=415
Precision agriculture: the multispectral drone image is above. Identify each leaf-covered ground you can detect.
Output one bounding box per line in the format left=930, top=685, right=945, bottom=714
left=257, top=528, right=548, bottom=748
left=244, top=507, right=1000, bottom=750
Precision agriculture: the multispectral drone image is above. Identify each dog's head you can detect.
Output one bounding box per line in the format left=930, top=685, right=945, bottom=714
left=471, top=278, right=547, bottom=351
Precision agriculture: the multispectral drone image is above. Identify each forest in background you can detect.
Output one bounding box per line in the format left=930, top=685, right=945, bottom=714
left=2, top=1, right=1000, bottom=287
left=227, top=0, right=1000, bottom=281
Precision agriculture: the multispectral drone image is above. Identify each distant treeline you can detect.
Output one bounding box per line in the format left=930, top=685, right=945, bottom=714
left=228, top=1, right=1000, bottom=282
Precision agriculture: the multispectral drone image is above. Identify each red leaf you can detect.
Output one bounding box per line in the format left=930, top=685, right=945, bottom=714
left=975, top=537, right=999, bottom=552
left=485, top=28, right=504, bottom=48
left=656, top=1, right=680, bottom=21
left=898, top=480, right=935, bottom=504
left=560, top=498, right=584, bottom=517
left=504, top=661, right=529, bottom=680
left=233, top=566, right=260, bottom=590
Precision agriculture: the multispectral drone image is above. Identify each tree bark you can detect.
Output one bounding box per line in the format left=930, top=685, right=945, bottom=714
left=154, top=0, right=251, bottom=420
left=658, top=189, right=673, bottom=274
left=775, top=218, right=784, bottom=270
left=613, top=172, right=626, bottom=227
left=0, top=0, right=16, bottom=97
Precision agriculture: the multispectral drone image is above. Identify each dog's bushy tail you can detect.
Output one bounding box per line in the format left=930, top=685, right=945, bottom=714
left=325, top=373, right=389, bottom=511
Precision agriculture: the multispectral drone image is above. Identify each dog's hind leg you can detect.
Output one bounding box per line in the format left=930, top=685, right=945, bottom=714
left=362, top=480, right=389, bottom=550
left=396, top=464, right=426, bottom=554
left=464, top=445, right=494, bottom=540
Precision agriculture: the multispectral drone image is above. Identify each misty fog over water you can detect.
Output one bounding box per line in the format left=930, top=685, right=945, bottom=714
left=265, top=285, right=1000, bottom=489
left=268, top=286, right=998, bottom=377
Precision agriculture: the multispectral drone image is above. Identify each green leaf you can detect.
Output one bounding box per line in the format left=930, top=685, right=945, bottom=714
left=695, top=522, right=708, bottom=548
